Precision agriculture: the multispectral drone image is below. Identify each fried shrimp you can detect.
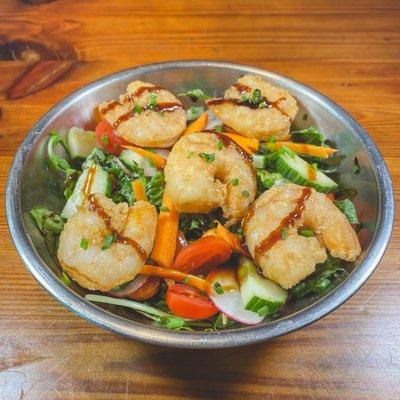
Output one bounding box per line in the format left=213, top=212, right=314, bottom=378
left=57, top=194, right=157, bottom=292
left=164, top=132, right=256, bottom=225
left=206, top=74, right=298, bottom=140
left=243, top=183, right=361, bottom=289
left=98, top=80, right=187, bottom=148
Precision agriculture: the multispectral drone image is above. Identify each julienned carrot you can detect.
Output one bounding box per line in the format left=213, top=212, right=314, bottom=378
left=150, top=191, right=179, bottom=268
left=222, top=132, right=259, bottom=154
left=122, top=145, right=166, bottom=169
left=183, top=112, right=208, bottom=136
left=141, top=264, right=212, bottom=294
left=132, top=179, right=147, bottom=201
left=271, top=141, right=337, bottom=158
left=204, top=222, right=249, bottom=255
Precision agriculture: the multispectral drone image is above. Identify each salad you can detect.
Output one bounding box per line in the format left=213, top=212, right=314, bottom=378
left=31, top=74, right=362, bottom=331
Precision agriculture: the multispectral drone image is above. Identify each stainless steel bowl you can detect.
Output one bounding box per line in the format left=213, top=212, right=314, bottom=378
left=6, top=61, right=394, bottom=348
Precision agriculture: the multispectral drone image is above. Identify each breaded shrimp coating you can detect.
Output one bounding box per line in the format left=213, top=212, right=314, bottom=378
left=243, top=183, right=361, bottom=289
left=98, top=80, right=187, bottom=148
left=207, top=74, right=298, bottom=140
left=164, top=132, right=256, bottom=225
left=57, top=194, right=157, bottom=292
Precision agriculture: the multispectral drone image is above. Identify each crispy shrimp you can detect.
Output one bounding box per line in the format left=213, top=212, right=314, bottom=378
left=57, top=194, right=157, bottom=292
left=98, top=80, right=187, bottom=148
left=206, top=74, right=298, bottom=140
left=164, top=132, right=256, bottom=225
left=243, top=183, right=361, bottom=289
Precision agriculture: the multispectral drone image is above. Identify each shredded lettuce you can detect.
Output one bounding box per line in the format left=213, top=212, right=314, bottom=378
left=179, top=213, right=217, bottom=240
left=146, top=172, right=165, bottom=210
left=292, top=257, right=348, bottom=299
left=334, top=199, right=359, bottom=224
left=290, top=126, right=326, bottom=146
left=30, top=206, right=65, bottom=239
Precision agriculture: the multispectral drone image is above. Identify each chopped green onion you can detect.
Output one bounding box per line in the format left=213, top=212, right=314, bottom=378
left=148, top=93, right=158, bottom=109
left=214, top=125, right=223, bottom=132
left=231, top=178, right=239, bottom=186
left=102, top=233, right=115, bottom=250
left=281, top=227, right=288, bottom=239
left=300, top=229, right=314, bottom=237
left=213, top=282, right=224, bottom=295
left=101, top=135, right=108, bottom=145
left=160, top=206, right=169, bottom=212
left=199, top=152, right=215, bottom=163
left=216, top=139, right=223, bottom=150
left=80, top=237, right=89, bottom=250
left=133, top=104, right=143, bottom=114
left=241, top=190, right=250, bottom=198
left=187, top=151, right=195, bottom=158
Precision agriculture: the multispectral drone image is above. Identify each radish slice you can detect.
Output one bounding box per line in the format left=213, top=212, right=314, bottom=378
left=205, top=110, right=223, bottom=130
left=154, top=148, right=170, bottom=159
left=108, top=275, right=148, bottom=298
left=210, top=292, right=264, bottom=325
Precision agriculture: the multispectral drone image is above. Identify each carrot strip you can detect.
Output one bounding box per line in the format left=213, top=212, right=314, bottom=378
left=150, top=191, right=179, bottom=268
left=132, top=179, right=147, bottom=201
left=271, top=142, right=337, bottom=158
left=203, top=222, right=249, bottom=255
left=222, top=132, right=259, bottom=154
left=141, top=264, right=212, bottom=294
left=183, top=112, right=208, bottom=136
left=122, top=145, right=166, bottom=169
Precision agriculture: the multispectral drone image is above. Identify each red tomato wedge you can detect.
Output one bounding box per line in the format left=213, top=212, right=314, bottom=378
left=95, top=120, right=125, bottom=155
left=166, top=284, right=218, bottom=319
left=173, top=236, right=232, bottom=274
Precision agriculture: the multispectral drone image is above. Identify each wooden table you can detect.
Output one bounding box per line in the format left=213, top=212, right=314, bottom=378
left=1, top=1, right=399, bottom=398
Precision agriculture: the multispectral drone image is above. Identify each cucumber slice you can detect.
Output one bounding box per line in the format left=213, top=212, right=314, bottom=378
left=67, top=127, right=98, bottom=161
left=238, top=257, right=287, bottom=316
left=276, top=147, right=337, bottom=193
left=61, top=163, right=111, bottom=219
left=252, top=154, right=267, bottom=169
left=119, top=149, right=157, bottom=177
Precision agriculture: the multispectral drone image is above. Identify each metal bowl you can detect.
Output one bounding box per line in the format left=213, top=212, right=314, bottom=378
left=6, top=61, right=394, bottom=348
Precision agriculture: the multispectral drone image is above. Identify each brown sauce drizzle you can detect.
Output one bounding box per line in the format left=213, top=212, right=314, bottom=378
left=99, top=100, right=121, bottom=115
left=233, top=83, right=252, bottom=94
left=254, top=187, right=312, bottom=264
left=83, top=164, right=97, bottom=196
left=88, top=195, right=148, bottom=261
left=134, top=85, right=163, bottom=97
left=242, top=202, right=256, bottom=233
left=207, top=96, right=291, bottom=121
left=113, top=102, right=182, bottom=129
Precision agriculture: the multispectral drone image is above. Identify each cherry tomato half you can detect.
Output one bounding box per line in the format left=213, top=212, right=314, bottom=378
left=166, top=284, right=218, bottom=319
left=95, top=120, right=124, bottom=155
left=173, top=236, right=232, bottom=274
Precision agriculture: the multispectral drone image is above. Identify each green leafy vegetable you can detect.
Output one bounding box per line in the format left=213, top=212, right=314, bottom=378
left=178, top=88, right=211, bottom=101
left=334, top=199, right=359, bottom=224
left=292, top=257, right=347, bottom=299
left=47, top=133, right=73, bottom=174
left=146, top=172, right=165, bottom=210
left=256, top=170, right=285, bottom=195
left=187, top=106, right=204, bottom=121
left=179, top=213, right=217, bottom=240
left=199, top=152, right=215, bottom=163
left=290, top=126, right=326, bottom=146
left=352, top=157, right=361, bottom=175
left=30, top=206, right=65, bottom=239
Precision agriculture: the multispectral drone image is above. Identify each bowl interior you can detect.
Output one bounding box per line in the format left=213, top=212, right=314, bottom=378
left=9, top=62, right=393, bottom=348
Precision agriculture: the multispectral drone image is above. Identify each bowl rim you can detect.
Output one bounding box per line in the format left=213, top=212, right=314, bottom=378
left=6, top=60, right=395, bottom=348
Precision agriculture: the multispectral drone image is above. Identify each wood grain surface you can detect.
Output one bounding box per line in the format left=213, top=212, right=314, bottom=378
left=1, top=1, right=399, bottom=399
